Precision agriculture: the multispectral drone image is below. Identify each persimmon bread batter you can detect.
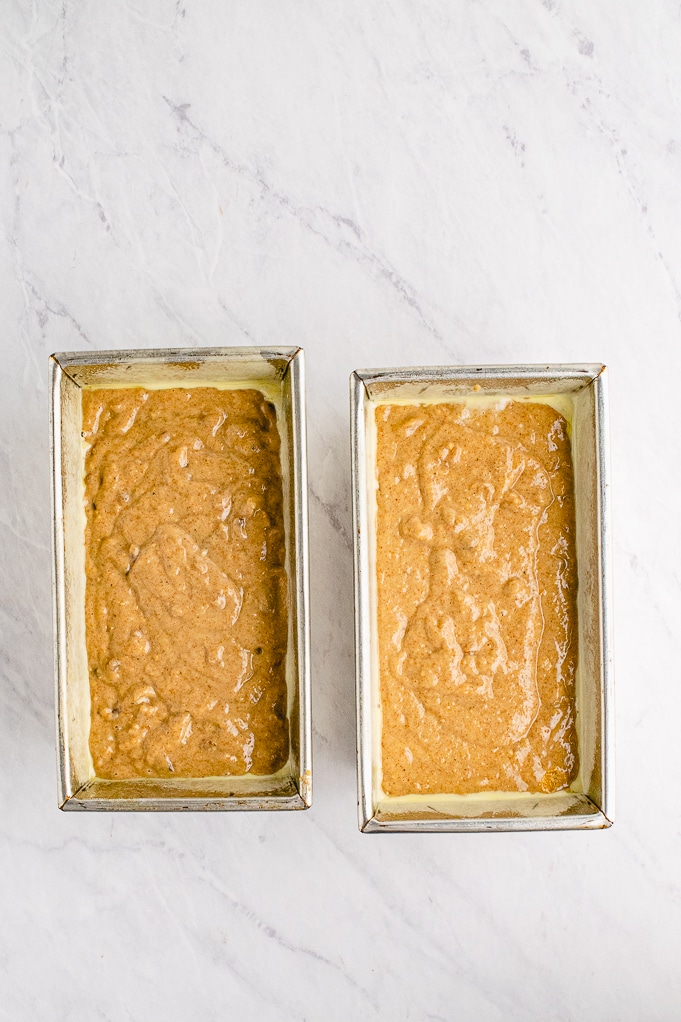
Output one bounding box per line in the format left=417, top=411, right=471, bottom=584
left=374, top=399, right=578, bottom=796
left=83, top=387, right=288, bottom=780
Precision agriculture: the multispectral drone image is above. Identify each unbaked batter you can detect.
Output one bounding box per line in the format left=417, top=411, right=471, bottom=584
left=375, top=399, right=578, bottom=796
left=83, top=387, right=288, bottom=779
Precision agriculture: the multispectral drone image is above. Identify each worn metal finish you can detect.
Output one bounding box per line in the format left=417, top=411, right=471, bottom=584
left=51, top=346, right=311, bottom=812
left=351, top=364, right=613, bottom=833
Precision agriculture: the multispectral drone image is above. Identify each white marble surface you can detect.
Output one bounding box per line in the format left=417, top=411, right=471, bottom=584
left=1, top=1, right=680, bottom=1018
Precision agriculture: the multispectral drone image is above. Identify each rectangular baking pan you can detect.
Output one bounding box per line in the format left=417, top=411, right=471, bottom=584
left=351, top=364, right=613, bottom=832
left=50, top=346, right=311, bottom=811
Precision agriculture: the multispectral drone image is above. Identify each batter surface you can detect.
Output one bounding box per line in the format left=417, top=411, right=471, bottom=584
left=375, top=399, right=578, bottom=796
left=83, top=387, right=289, bottom=779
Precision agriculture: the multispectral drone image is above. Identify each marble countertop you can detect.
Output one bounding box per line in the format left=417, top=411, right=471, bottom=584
left=1, top=2, right=680, bottom=1018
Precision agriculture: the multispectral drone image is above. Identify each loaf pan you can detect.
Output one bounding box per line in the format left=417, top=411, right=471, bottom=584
left=51, top=346, right=311, bottom=811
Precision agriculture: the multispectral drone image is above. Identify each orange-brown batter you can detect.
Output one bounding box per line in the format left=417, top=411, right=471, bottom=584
left=83, top=387, right=288, bottom=779
left=375, top=399, right=578, bottom=796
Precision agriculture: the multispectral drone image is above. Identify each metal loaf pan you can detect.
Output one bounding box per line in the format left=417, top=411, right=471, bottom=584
left=351, top=364, right=613, bottom=833
left=50, top=346, right=311, bottom=811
